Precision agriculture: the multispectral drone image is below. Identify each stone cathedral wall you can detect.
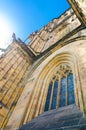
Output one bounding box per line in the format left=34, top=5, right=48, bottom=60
left=4, top=37, right=86, bottom=130
left=0, top=0, right=86, bottom=129
left=0, top=42, right=33, bottom=129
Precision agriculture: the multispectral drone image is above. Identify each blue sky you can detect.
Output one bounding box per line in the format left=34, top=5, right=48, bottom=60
left=0, top=0, right=70, bottom=46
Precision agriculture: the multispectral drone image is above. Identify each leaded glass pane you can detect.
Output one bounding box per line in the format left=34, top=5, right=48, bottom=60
left=51, top=80, right=58, bottom=109
left=68, top=73, right=75, bottom=105
left=44, top=82, right=52, bottom=111
left=59, top=77, right=66, bottom=107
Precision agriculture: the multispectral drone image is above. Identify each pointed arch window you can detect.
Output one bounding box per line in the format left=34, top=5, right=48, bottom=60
left=44, top=64, right=75, bottom=112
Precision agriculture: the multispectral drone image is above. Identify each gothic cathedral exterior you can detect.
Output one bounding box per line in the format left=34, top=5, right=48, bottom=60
left=0, top=0, right=86, bottom=130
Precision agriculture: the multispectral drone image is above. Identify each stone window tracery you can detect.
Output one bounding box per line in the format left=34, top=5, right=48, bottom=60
left=44, top=64, right=75, bottom=111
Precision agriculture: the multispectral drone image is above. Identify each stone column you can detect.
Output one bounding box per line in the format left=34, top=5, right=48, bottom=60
left=68, top=0, right=86, bottom=25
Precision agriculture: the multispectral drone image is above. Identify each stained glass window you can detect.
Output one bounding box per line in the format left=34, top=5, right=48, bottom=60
left=44, top=82, right=52, bottom=111
left=68, top=73, right=75, bottom=105
left=44, top=64, right=75, bottom=112
left=51, top=80, right=58, bottom=109
left=59, top=77, right=66, bottom=107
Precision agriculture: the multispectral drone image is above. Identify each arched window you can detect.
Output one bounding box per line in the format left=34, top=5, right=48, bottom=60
left=44, top=64, right=75, bottom=112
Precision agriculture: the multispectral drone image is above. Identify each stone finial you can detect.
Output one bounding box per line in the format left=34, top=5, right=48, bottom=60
left=12, top=33, right=16, bottom=42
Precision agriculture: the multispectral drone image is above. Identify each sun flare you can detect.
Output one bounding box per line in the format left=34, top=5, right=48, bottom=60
left=0, top=16, right=13, bottom=49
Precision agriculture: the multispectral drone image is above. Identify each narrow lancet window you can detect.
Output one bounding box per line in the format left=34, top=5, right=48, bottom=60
left=51, top=80, right=58, bottom=109
left=44, top=82, right=52, bottom=111
left=68, top=73, right=75, bottom=105
left=59, top=77, right=66, bottom=107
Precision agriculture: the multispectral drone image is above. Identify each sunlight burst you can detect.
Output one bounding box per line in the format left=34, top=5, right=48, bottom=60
left=0, top=16, right=13, bottom=49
